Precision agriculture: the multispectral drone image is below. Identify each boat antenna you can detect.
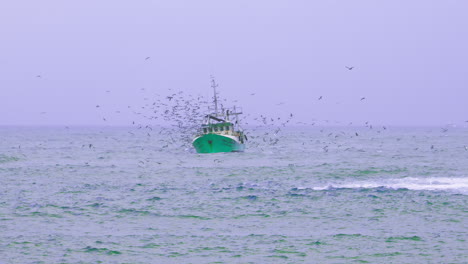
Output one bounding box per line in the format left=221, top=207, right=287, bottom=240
left=211, top=76, right=219, bottom=116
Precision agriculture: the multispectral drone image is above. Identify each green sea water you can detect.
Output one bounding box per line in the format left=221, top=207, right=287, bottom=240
left=0, top=126, right=467, bottom=263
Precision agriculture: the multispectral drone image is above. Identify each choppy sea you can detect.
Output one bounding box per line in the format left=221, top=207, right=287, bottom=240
left=0, top=126, right=467, bottom=263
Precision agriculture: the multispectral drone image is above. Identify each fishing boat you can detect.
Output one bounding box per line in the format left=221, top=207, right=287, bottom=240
left=192, top=78, right=246, bottom=153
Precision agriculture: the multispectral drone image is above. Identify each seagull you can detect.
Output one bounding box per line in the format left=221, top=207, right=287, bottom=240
left=360, top=97, right=366, bottom=101
left=145, top=57, right=151, bottom=60
left=318, top=96, right=323, bottom=100
left=36, top=75, right=41, bottom=78
left=345, top=66, right=354, bottom=70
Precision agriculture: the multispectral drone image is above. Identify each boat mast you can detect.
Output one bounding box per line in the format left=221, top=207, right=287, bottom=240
left=211, top=76, right=219, bottom=116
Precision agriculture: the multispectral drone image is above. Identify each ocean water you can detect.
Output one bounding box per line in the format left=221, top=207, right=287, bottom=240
left=0, top=126, right=467, bottom=264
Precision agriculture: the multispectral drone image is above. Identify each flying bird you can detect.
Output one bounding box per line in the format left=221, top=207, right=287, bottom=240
left=318, top=96, right=323, bottom=100
left=145, top=57, right=151, bottom=60
left=345, top=66, right=354, bottom=70
left=360, top=97, right=366, bottom=101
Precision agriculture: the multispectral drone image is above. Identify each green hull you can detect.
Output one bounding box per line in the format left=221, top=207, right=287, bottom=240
left=192, top=134, right=245, bottom=153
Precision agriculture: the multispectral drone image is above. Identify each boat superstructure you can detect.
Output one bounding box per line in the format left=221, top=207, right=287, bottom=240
left=192, top=78, right=246, bottom=153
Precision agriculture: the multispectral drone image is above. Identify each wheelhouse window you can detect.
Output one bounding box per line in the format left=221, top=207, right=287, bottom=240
left=220, top=126, right=224, bottom=131
left=203, top=128, right=207, bottom=133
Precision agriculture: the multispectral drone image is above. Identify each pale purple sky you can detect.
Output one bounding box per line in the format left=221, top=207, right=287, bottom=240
left=1, top=1, right=467, bottom=126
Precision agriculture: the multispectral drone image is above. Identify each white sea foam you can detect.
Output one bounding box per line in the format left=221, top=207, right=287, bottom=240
left=312, top=177, right=468, bottom=194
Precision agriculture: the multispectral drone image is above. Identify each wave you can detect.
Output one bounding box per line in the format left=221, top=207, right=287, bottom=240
left=0, top=154, right=20, bottom=163
left=309, top=177, right=468, bottom=194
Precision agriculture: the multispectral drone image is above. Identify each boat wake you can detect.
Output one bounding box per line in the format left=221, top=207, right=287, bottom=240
left=310, top=177, right=468, bottom=194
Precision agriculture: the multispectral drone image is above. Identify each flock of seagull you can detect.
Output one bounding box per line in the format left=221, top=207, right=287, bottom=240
left=92, top=81, right=467, bottom=154
left=36, top=64, right=468, bottom=153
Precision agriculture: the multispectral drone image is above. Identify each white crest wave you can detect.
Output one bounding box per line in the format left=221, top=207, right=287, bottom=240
left=310, top=177, right=468, bottom=194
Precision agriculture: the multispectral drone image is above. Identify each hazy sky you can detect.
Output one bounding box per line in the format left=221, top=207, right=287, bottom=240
left=1, top=1, right=467, bottom=126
